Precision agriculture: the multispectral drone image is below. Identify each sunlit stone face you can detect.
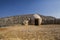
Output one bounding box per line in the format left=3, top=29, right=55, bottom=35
left=33, top=14, right=41, bottom=19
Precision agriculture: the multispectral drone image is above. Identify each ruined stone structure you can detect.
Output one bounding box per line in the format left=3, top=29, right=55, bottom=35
left=0, top=14, right=59, bottom=27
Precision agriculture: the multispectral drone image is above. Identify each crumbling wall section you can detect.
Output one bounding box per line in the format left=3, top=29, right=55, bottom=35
left=0, top=16, right=22, bottom=27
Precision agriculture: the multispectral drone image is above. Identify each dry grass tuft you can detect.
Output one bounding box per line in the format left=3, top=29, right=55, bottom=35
left=0, top=25, right=60, bottom=40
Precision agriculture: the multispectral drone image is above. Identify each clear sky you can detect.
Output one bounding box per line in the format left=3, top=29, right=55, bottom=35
left=0, top=0, right=60, bottom=18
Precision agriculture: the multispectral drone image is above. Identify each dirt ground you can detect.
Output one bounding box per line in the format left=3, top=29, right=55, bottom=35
left=0, top=25, right=60, bottom=40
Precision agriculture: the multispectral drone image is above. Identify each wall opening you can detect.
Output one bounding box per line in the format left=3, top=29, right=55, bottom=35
left=35, top=19, right=39, bottom=25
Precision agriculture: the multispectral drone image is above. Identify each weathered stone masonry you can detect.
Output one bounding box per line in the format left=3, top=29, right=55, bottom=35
left=0, top=14, right=60, bottom=27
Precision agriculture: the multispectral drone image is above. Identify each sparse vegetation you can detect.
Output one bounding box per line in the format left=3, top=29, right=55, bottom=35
left=0, top=25, right=60, bottom=40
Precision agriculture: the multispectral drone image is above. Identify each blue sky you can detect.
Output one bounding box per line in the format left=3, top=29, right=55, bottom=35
left=0, top=0, right=60, bottom=18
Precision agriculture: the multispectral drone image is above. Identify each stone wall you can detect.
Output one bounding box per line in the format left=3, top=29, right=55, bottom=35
left=54, top=19, right=60, bottom=24
left=0, top=15, right=33, bottom=27
left=0, top=14, right=60, bottom=27
left=0, top=16, right=22, bottom=27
